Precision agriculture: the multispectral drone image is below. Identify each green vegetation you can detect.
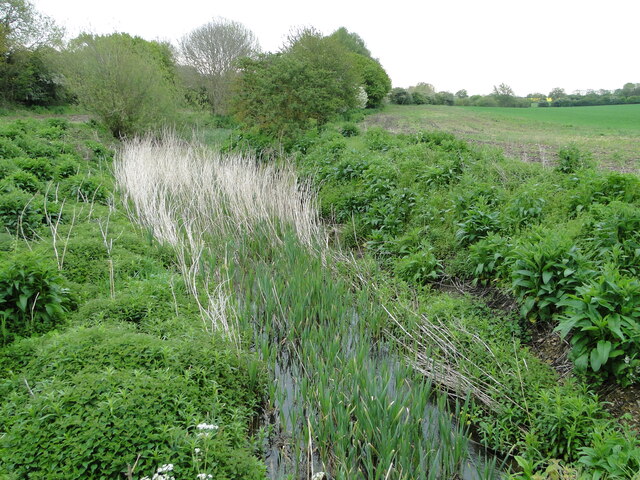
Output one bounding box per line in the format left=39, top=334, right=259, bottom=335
left=60, top=33, right=181, bottom=138
left=2, top=2, right=639, bottom=478
left=0, top=118, right=267, bottom=479
left=365, top=104, right=640, bottom=170
left=289, top=123, right=640, bottom=477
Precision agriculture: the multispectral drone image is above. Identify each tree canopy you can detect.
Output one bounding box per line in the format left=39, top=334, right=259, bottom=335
left=179, top=17, right=259, bottom=114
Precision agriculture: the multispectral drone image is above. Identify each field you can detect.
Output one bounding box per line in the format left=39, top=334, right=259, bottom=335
left=365, top=104, right=640, bottom=172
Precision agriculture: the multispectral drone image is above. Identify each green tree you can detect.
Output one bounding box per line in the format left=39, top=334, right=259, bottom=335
left=455, top=89, right=468, bottom=99
left=0, top=0, right=64, bottom=105
left=328, top=27, right=371, bottom=57
left=548, top=87, right=567, bottom=100
left=350, top=53, right=391, bottom=108
left=389, top=87, right=413, bottom=105
left=492, top=83, right=516, bottom=107
left=61, top=33, right=181, bottom=138
left=232, top=29, right=360, bottom=139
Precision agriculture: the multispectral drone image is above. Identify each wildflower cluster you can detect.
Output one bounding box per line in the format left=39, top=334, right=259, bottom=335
left=141, top=463, right=174, bottom=480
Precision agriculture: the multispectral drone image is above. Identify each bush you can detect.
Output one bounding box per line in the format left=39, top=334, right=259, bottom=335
left=468, top=233, right=511, bottom=284
left=0, top=324, right=266, bottom=479
left=13, top=157, right=55, bottom=181
left=578, top=425, right=640, bottom=478
left=4, top=170, right=42, bottom=193
left=393, top=246, right=442, bottom=284
left=340, top=122, right=360, bottom=137
left=62, top=34, right=180, bottom=138
left=510, top=231, right=590, bottom=322
left=526, top=386, right=603, bottom=462
left=456, top=200, right=501, bottom=246
left=0, top=137, right=25, bottom=158
left=0, top=251, right=70, bottom=345
left=60, top=174, right=111, bottom=203
left=557, top=268, right=640, bottom=385
left=556, top=144, right=594, bottom=173
left=54, top=154, right=82, bottom=178
left=0, top=190, right=42, bottom=235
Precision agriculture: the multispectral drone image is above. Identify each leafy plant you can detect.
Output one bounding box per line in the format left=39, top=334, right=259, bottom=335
left=0, top=189, right=42, bottom=235
left=4, top=170, right=42, bottom=193
left=340, top=122, right=360, bottom=137
left=456, top=199, right=501, bottom=246
left=511, top=232, right=589, bottom=322
left=0, top=251, right=70, bottom=345
left=578, top=424, right=640, bottom=478
left=393, top=245, right=442, bottom=284
left=556, top=144, right=594, bottom=173
left=468, top=233, right=511, bottom=284
left=556, top=268, right=640, bottom=385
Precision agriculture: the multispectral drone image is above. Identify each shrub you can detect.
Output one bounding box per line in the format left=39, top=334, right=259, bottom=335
left=556, top=268, right=640, bottom=385
left=0, top=137, right=25, bottom=158
left=14, top=157, right=55, bottom=181
left=456, top=200, right=501, bottom=246
left=393, top=246, right=442, bottom=284
left=60, top=174, right=111, bottom=203
left=556, top=144, right=594, bottom=173
left=526, top=386, right=603, bottom=462
left=510, top=231, right=590, bottom=322
left=0, top=325, right=266, bottom=479
left=54, top=154, right=82, bottom=178
left=581, top=201, right=640, bottom=275
left=0, top=158, right=18, bottom=179
left=340, top=122, right=360, bottom=137
left=0, top=252, right=70, bottom=345
left=578, top=425, right=640, bottom=478
left=0, top=190, right=42, bottom=235
left=62, top=33, right=181, bottom=138
left=4, top=170, right=42, bottom=194
left=468, top=233, right=511, bottom=284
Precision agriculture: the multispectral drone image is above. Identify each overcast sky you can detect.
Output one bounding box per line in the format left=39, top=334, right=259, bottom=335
left=33, top=0, right=639, bottom=96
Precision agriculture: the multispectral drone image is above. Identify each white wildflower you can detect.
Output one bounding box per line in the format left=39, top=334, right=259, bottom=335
left=197, top=423, right=219, bottom=431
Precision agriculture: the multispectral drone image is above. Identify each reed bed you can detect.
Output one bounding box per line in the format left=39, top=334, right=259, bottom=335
left=115, top=133, right=499, bottom=479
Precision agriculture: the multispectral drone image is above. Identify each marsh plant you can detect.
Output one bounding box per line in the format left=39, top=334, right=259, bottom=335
left=115, top=132, right=326, bottom=340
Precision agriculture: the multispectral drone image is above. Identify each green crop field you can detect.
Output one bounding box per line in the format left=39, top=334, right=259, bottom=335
left=366, top=104, right=640, bottom=172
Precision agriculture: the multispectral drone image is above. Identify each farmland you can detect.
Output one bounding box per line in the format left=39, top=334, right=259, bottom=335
left=365, top=104, right=640, bottom=171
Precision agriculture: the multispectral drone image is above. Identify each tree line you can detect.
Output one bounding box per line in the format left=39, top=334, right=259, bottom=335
left=389, top=82, right=640, bottom=108
left=0, top=1, right=391, bottom=141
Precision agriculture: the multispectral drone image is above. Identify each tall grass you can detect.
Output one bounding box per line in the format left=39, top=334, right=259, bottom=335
left=115, top=132, right=326, bottom=339
left=115, top=132, right=499, bottom=479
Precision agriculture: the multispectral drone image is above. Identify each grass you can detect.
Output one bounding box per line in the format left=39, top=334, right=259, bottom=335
left=365, top=104, right=640, bottom=171
left=117, top=132, right=500, bottom=479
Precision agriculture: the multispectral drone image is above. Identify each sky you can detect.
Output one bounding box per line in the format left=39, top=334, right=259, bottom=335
left=33, top=0, right=639, bottom=97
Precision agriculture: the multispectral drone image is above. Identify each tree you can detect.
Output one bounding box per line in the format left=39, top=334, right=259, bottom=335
left=179, top=18, right=259, bottom=114
left=328, top=27, right=371, bottom=57
left=548, top=87, right=566, bottom=100
left=389, top=87, right=413, bottom=105
left=455, top=89, right=468, bottom=99
left=1, top=0, right=65, bottom=105
left=328, top=27, right=390, bottom=107
left=1, top=0, right=63, bottom=50
left=492, top=83, right=516, bottom=107
left=232, top=29, right=360, bottom=140
left=61, top=33, right=180, bottom=138
left=350, top=53, right=391, bottom=108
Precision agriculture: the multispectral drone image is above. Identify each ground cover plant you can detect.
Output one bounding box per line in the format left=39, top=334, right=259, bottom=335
left=288, top=121, right=640, bottom=477
left=0, top=117, right=267, bottom=479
